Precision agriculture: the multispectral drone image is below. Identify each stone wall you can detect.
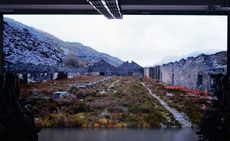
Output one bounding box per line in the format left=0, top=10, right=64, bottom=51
left=160, top=63, right=174, bottom=85
left=144, top=67, right=149, bottom=77
left=145, top=66, right=161, bottom=81
left=161, top=58, right=212, bottom=91
left=148, top=51, right=227, bottom=92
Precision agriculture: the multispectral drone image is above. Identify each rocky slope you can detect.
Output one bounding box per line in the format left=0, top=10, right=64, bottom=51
left=61, top=42, right=123, bottom=67
left=3, top=18, right=65, bottom=72
left=3, top=17, right=123, bottom=73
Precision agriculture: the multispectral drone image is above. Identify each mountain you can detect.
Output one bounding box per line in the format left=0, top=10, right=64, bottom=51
left=3, top=18, right=66, bottom=73
left=155, top=55, right=180, bottom=65
left=61, top=42, right=123, bottom=67
left=3, top=17, right=123, bottom=73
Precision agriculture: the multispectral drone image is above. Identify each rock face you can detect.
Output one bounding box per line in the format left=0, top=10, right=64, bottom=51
left=160, top=51, right=227, bottom=91
left=3, top=17, right=123, bottom=73
left=3, top=18, right=65, bottom=73
left=0, top=73, right=38, bottom=141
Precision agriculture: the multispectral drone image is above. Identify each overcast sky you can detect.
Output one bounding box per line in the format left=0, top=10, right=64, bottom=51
left=4, top=15, right=227, bottom=67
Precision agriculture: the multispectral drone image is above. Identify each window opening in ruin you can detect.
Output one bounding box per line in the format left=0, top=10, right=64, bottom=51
left=197, top=75, right=203, bottom=87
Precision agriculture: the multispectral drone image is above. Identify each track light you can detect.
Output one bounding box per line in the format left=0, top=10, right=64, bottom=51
left=87, top=0, right=123, bottom=19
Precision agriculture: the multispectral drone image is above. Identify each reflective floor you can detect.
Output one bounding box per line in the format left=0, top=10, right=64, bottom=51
left=38, top=128, right=198, bottom=141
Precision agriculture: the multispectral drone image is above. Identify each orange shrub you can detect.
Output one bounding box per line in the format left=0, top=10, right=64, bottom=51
left=165, top=85, right=208, bottom=96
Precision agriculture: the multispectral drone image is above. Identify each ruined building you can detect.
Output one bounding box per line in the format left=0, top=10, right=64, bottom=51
left=88, top=60, right=144, bottom=76
left=117, top=61, right=144, bottom=76
left=144, top=66, right=160, bottom=80
left=145, top=51, right=227, bottom=92
left=88, top=59, right=117, bottom=76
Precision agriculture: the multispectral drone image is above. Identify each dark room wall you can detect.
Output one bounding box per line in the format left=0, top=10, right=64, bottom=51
left=0, top=14, right=2, bottom=74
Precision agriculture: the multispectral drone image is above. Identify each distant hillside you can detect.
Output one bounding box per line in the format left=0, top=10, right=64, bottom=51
left=61, top=42, right=123, bottom=67
left=3, top=17, right=123, bottom=72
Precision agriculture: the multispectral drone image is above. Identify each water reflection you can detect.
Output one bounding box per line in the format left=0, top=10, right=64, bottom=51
left=38, top=128, right=198, bottom=141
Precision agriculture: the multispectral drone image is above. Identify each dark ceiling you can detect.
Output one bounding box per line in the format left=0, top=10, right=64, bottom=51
left=0, top=0, right=223, bottom=5
left=0, top=0, right=229, bottom=14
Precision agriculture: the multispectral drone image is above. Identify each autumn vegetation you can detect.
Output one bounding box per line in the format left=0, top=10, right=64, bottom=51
left=144, top=77, right=211, bottom=125
left=19, top=75, right=209, bottom=128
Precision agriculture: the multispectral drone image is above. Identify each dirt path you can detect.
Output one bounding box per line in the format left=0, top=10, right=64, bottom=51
left=107, top=78, right=121, bottom=93
left=141, top=82, right=192, bottom=128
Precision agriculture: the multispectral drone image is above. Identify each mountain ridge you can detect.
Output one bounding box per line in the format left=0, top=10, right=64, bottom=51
left=3, top=17, right=123, bottom=71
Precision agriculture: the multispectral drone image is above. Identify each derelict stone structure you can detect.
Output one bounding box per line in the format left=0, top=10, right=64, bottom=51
left=144, top=66, right=160, bottom=81
left=146, top=51, right=227, bottom=92
left=88, top=59, right=117, bottom=76
left=117, top=61, right=143, bottom=76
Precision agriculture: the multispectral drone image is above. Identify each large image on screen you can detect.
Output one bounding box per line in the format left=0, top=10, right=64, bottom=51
left=2, top=14, right=227, bottom=141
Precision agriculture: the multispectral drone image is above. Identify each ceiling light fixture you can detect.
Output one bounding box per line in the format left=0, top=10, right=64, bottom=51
left=87, top=0, right=123, bottom=19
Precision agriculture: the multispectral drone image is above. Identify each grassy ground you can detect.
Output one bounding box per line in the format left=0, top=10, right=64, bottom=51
left=143, top=77, right=211, bottom=126
left=20, top=76, right=180, bottom=128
